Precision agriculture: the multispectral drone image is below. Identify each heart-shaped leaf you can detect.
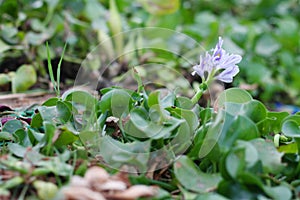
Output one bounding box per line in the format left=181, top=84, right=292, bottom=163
left=11, top=64, right=37, bottom=93
left=174, top=155, right=222, bottom=193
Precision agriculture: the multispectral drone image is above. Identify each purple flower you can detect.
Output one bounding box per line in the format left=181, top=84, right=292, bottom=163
left=192, top=37, right=242, bottom=83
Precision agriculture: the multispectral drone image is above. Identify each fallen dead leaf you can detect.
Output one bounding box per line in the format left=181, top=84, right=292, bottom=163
left=62, top=186, right=106, bottom=200
left=94, top=180, right=127, bottom=192
left=84, top=166, right=110, bottom=186
left=60, top=166, right=158, bottom=200
left=107, top=185, right=158, bottom=200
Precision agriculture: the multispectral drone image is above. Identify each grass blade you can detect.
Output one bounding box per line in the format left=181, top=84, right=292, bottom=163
left=56, top=43, right=67, bottom=96
left=46, top=42, right=57, bottom=94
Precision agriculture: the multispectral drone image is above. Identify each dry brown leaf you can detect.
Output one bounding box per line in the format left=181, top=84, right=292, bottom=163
left=239, top=83, right=258, bottom=90
left=84, top=166, right=110, bottom=186
left=108, top=185, right=158, bottom=200
left=94, top=180, right=127, bottom=192
left=69, top=175, right=89, bottom=188
left=62, top=186, right=106, bottom=200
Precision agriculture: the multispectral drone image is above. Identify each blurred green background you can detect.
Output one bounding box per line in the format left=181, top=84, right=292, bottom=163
left=0, top=0, right=299, bottom=106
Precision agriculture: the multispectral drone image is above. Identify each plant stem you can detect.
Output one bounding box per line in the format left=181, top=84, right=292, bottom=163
left=191, top=89, right=204, bottom=105
left=191, top=82, right=208, bottom=105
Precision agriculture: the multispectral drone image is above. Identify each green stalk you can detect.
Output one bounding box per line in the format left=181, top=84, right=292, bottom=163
left=191, top=82, right=208, bottom=105
left=56, top=43, right=67, bottom=97
left=108, top=0, right=124, bottom=62
left=46, top=42, right=57, bottom=93
left=46, top=42, right=67, bottom=97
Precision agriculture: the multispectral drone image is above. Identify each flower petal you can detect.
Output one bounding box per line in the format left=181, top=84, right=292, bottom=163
left=215, top=66, right=240, bottom=83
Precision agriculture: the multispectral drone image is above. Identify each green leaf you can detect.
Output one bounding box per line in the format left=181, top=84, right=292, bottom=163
left=255, top=34, right=281, bottom=57
left=13, top=129, right=30, bottom=146
left=278, top=143, right=298, bottom=154
left=97, top=136, right=151, bottom=172
left=199, top=111, right=259, bottom=159
left=108, top=0, right=123, bottom=57
left=175, top=96, right=194, bottom=109
left=224, top=100, right=267, bottom=123
left=33, top=180, right=58, bottom=200
left=41, top=121, right=56, bottom=155
left=0, top=177, right=24, bottom=190
left=0, top=39, right=11, bottom=53
left=139, top=0, right=180, bottom=15
left=148, top=90, right=160, bottom=108
left=38, top=106, right=57, bottom=122
left=57, top=100, right=72, bottom=123
left=2, top=119, right=23, bottom=133
left=174, top=156, right=222, bottom=193
left=62, top=89, right=98, bottom=110
left=258, top=111, right=289, bottom=135
left=125, top=107, right=183, bottom=139
left=53, top=126, right=78, bottom=148
left=0, top=73, right=11, bottom=85
left=0, top=132, right=14, bottom=141
left=7, top=143, right=28, bottom=157
left=282, top=120, right=300, bottom=138
left=99, top=88, right=133, bottom=118
left=36, top=155, right=73, bottom=176
left=11, top=64, right=37, bottom=93
left=79, top=131, right=101, bottom=150
left=195, top=193, right=229, bottom=200
left=42, top=97, right=59, bottom=106
left=27, top=128, right=44, bottom=145
left=166, top=106, right=199, bottom=132
left=30, top=113, right=43, bottom=128
left=224, top=149, right=245, bottom=179
left=263, top=185, right=292, bottom=200
left=250, top=138, right=284, bottom=174
left=215, top=88, right=252, bottom=110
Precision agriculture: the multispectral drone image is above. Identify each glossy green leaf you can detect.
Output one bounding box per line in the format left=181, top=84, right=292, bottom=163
left=30, top=113, right=43, bottom=128
left=174, top=155, right=222, bottom=193
left=57, top=101, right=72, bottom=123
left=139, top=0, right=180, bottom=15
left=7, top=143, right=28, bottom=157
left=263, top=185, right=292, bottom=200
left=282, top=120, right=300, bottom=138
left=250, top=138, right=284, bottom=174
left=0, top=131, right=14, bottom=141
left=42, top=97, right=59, bottom=106
left=62, top=89, right=97, bottom=110
left=99, top=88, right=132, bottom=117
left=125, top=107, right=183, bottom=139
left=33, top=180, right=58, bottom=200
left=166, top=106, right=199, bottom=132
left=195, top=193, right=229, bottom=200
left=79, top=131, right=101, bottom=151
left=108, top=0, right=123, bottom=56
left=255, top=34, right=281, bottom=57
left=0, top=39, right=11, bottom=53
left=215, top=88, right=252, bottom=110
left=0, top=177, right=24, bottom=190
left=11, top=64, right=37, bottom=93
left=258, top=111, right=289, bottom=135
left=278, top=142, right=298, bottom=154
left=38, top=106, right=57, bottom=122
left=0, top=73, right=11, bottom=85
left=199, top=111, right=259, bottom=159
left=36, top=156, right=73, bottom=176
left=2, top=119, right=23, bottom=133
left=53, top=126, right=78, bottom=148
left=97, top=136, right=151, bottom=172
left=224, top=100, right=267, bottom=123
left=27, top=128, right=44, bottom=145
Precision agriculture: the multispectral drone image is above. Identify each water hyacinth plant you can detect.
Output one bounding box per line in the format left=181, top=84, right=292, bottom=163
left=191, top=37, right=242, bottom=104
left=1, top=34, right=300, bottom=199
